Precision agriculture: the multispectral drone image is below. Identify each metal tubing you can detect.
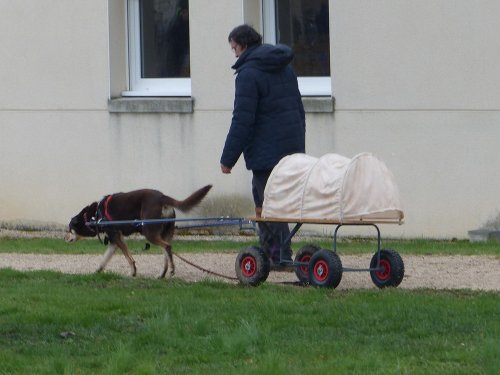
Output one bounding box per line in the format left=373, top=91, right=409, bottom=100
left=332, top=223, right=383, bottom=272
left=342, top=267, right=383, bottom=272
left=86, top=216, right=254, bottom=229
left=279, top=223, right=303, bottom=262
left=332, top=223, right=381, bottom=252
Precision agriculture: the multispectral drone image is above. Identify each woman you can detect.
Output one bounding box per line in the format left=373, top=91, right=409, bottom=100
left=220, top=24, right=306, bottom=266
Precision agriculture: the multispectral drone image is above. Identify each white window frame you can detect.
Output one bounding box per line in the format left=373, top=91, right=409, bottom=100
left=123, top=0, right=191, bottom=97
left=262, top=0, right=331, bottom=96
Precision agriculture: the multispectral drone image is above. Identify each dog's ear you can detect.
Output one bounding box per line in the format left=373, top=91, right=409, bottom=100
left=80, top=202, right=99, bottom=220
left=75, top=201, right=98, bottom=218
left=87, top=202, right=98, bottom=213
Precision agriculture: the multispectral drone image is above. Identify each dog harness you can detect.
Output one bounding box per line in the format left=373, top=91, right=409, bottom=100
left=101, top=195, right=113, bottom=221
left=96, top=195, right=113, bottom=222
left=91, top=195, right=114, bottom=245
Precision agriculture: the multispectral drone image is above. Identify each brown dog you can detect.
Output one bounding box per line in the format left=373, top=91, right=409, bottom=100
left=65, top=185, right=212, bottom=278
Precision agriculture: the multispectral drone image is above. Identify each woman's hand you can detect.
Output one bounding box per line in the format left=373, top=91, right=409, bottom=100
left=220, top=164, right=232, bottom=174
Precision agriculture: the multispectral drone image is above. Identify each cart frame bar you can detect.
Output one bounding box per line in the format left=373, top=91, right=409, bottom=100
left=252, top=217, right=395, bottom=273
left=86, top=216, right=255, bottom=230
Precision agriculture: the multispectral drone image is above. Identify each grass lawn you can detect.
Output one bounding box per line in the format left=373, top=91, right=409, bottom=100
left=0, top=269, right=499, bottom=375
left=0, top=235, right=499, bottom=374
left=0, top=235, right=499, bottom=256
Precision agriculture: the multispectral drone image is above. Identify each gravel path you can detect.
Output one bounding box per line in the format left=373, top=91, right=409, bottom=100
left=1, top=252, right=499, bottom=291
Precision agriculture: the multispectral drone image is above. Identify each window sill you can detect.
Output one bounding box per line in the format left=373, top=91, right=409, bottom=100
left=108, top=97, right=194, bottom=113
left=302, top=96, right=335, bottom=113
left=107, top=96, right=334, bottom=114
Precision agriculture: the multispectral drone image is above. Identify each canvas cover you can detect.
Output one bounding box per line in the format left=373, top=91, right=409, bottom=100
left=262, top=153, right=404, bottom=223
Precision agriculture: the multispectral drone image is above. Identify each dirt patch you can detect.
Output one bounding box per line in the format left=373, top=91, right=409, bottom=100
left=1, top=253, right=499, bottom=291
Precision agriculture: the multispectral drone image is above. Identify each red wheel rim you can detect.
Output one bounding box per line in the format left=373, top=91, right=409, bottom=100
left=299, top=255, right=312, bottom=275
left=375, top=259, right=391, bottom=280
left=241, top=255, right=256, bottom=277
left=313, top=260, right=329, bottom=282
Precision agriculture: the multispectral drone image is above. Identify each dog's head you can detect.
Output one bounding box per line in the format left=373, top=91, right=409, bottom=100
left=65, top=202, right=98, bottom=242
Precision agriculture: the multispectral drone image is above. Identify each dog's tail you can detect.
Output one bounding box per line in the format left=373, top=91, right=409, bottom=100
left=172, top=184, right=212, bottom=212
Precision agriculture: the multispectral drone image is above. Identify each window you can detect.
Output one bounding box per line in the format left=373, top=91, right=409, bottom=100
left=263, top=0, right=331, bottom=96
left=125, top=0, right=190, bottom=96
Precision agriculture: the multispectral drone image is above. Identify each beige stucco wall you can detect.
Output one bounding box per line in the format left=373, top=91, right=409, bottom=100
left=0, top=1, right=109, bottom=110
left=329, top=0, right=500, bottom=237
left=0, top=0, right=499, bottom=238
left=0, top=1, right=111, bottom=225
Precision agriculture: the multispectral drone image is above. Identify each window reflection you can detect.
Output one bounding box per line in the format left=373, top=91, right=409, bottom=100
left=140, top=0, right=190, bottom=78
left=275, top=0, right=330, bottom=77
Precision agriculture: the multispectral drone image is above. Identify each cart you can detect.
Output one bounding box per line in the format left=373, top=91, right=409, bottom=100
left=86, top=152, right=404, bottom=288
left=235, top=152, right=406, bottom=289
left=235, top=217, right=405, bottom=288
left=88, top=214, right=403, bottom=288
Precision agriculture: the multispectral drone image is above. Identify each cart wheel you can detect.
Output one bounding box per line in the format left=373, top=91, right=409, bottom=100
left=308, top=249, right=343, bottom=288
left=294, top=244, right=320, bottom=284
left=235, top=246, right=270, bottom=286
left=369, top=249, right=405, bottom=288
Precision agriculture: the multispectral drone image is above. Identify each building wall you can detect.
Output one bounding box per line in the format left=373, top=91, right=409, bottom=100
left=0, top=0, right=499, bottom=238
left=329, top=0, right=500, bottom=237
left=0, top=1, right=112, bottom=224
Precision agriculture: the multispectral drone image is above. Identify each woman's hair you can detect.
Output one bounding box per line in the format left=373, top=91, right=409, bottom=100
left=228, top=24, right=262, bottom=48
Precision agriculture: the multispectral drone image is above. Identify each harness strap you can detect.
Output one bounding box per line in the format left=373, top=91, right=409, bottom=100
left=83, top=211, right=98, bottom=236
left=93, top=195, right=114, bottom=245
left=102, top=195, right=113, bottom=221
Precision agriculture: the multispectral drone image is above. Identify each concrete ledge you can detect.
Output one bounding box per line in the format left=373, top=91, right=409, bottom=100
left=108, top=97, right=194, bottom=113
left=108, top=96, right=334, bottom=114
left=303, top=96, right=335, bottom=113
left=468, top=229, right=500, bottom=242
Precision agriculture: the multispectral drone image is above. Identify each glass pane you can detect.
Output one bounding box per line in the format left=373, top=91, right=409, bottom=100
left=140, top=0, right=190, bottom=78
left=275, top=0, right=330, bottom=77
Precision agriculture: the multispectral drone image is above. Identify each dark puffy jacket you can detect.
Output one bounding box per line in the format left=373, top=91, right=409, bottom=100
left=220, top=44, right=306, bottom=171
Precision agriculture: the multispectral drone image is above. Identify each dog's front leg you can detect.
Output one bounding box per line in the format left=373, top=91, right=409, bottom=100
left=110, top=232, right=137, bottom=276
left=113, top=234, right=137, bottom=277
left=97, top=244, right=117, bottom=273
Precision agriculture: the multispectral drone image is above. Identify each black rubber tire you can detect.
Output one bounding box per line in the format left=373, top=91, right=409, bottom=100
left=294, top=244, right=321, bottom=284
left=369, top=249, right=405, bottom=288
left=235, top=246, right=270, bottom=286
left=308, top=249, right=343, bottom=288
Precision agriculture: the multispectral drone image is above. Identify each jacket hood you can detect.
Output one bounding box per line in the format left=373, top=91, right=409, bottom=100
left=232, top=44, right=294, bottom=73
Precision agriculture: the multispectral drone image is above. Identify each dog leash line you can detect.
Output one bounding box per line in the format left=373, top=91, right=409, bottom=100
left=173, top=253, right=239, bottom=281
